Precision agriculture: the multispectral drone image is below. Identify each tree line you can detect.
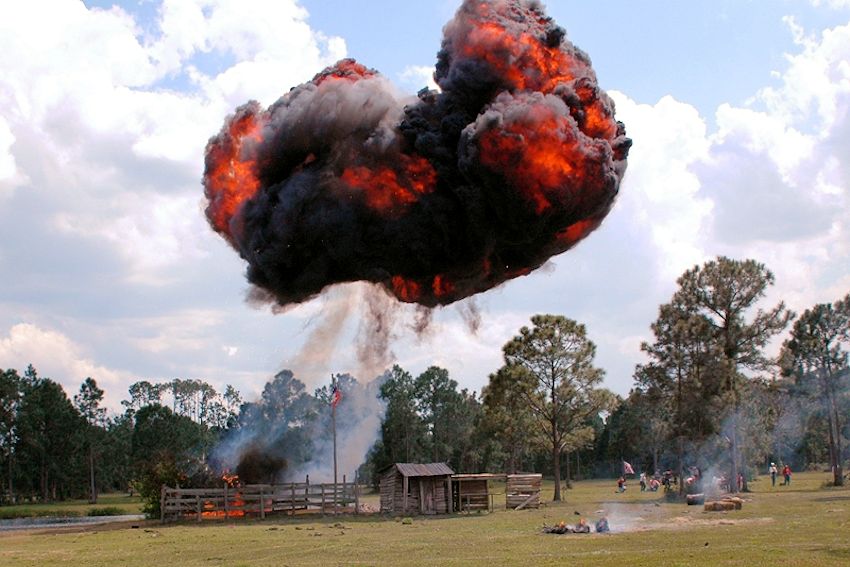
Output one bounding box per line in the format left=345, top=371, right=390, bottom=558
left=1, top=256, right=848, bottom=514
left=607, top=257, right=849, bottom=492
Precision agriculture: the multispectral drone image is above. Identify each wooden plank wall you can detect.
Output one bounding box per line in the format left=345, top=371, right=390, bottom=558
left=161, top=481, right=357, bottom=522
left=505, top=474, right=542, bottom=510
left=433, top=482, right=448, bottom=514
left=455, top=479, right=489, bottom=512
left=379, top=470, right=395, bottom=513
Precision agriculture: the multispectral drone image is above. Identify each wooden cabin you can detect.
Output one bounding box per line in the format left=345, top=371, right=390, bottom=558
left=379, top=463, right=454, bottom=515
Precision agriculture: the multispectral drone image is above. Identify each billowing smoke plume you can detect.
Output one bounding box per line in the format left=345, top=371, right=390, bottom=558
left=212, top=371, right=385, bottom=484
left=203, top=0, right=630, bottom=308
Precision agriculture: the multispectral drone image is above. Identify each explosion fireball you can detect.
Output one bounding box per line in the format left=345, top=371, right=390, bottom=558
left=203, top=0, right=631, bottom=308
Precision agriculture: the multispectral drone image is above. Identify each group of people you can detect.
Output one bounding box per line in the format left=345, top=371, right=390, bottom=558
left=768, top=462, right=792, bottom=486
left=619, top=463, right=794, bottom=493
left=616, top=471, right=670, bottom=493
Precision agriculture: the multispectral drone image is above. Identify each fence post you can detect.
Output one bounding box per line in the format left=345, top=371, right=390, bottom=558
left=321, top=484, right=326, bottom=516
left=260, top=487, right=265, bottom=520
left=224, top=483, right=229, bottom=520
left=160, top=485, right=166, bottom=523
left=196, top=495, right=201, bottom=522
left=354, top=472, right=360, bottom=515
left=342, top=475, right=347, bottom=513
left=291, top=483, right=295, bottom=516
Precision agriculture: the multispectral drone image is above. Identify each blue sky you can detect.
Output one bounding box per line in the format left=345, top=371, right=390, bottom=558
left=2, top=0, right=850, bottom=411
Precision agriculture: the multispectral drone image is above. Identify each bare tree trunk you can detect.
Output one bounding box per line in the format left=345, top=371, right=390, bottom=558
left=740, top=435, right=750, bottom=492
left=653, top=447, right=658, bottom=476
left=89, top=445, right=97, bottom=504
left=565, top=452, right=572, bottom=489
left=41, top=459, right=48, bottom=502
left=677, top=366, right=685, bottom=497
left=576, top=452, right=581, bottom=481
left=829, top=386, right=844, bottom=486
left=7, top=450, right=13, bottom=503
left=552, top=446, right=562, bottom=501
left=677, top=436, right=684, bottom=497
left=730, top=413, right=740, bottom=494
left=826, top=405, right=837, bottom=481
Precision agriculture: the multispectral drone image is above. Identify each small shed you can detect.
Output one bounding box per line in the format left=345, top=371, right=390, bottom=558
left=379, top=463, right=454, bottom=515
left=452, top=473, right=503, bottom=512
left=506, top=473, right=542, bottom=510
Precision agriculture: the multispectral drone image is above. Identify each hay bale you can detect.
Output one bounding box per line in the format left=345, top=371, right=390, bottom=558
left=720, top=497, right=743, bottom=510
left=703, top=501, right=736, bottom=512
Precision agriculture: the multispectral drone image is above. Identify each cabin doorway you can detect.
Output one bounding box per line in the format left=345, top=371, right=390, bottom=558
left=420, top=479, right=436, bottom=514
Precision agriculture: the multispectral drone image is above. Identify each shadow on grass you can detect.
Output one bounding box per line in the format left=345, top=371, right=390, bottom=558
left=811, top=495, right=850, bottom=502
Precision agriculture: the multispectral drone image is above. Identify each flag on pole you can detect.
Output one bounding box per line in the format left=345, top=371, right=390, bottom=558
left=331, top=384, right=342, bottom=408
left=623, top=461, right=635, bottom=475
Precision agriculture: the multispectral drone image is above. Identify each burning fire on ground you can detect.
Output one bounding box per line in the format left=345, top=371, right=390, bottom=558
left=200, top=472, right=248, bottom=519
left=203, top=0, right=631, bottom=309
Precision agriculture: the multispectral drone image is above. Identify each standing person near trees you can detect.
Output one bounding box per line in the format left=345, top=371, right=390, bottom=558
left=783, top=464, right=792, bottom=486
left=769, top=463, right=778, bottom=487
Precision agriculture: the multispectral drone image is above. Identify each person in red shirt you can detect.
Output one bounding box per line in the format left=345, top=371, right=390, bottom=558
left=782, top=464, right=792, bottom=486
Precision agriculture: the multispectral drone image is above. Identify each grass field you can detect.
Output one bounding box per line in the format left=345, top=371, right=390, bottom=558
left=2, top=472, right=849, bottom=566
left=0, top=493, right=143, bottom=519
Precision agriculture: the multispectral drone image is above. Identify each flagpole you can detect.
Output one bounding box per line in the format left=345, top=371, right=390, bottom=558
left=332, top=374, right=338, bottom=516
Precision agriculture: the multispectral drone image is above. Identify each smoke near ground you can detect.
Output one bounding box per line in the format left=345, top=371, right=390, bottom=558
left=211, top=371, right=385, bottom=484
left=203, top=0, right=630, bottom=310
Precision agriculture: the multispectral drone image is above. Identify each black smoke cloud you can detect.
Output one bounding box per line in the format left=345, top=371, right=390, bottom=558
left=204, top=0, right=631, bottom=308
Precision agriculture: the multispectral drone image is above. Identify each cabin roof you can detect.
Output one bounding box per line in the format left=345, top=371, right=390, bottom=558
left=391, top=462, right=455, bottom=477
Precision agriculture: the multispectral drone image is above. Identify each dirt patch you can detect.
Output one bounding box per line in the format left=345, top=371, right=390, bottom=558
left=663, top=516, right=775, bottom=529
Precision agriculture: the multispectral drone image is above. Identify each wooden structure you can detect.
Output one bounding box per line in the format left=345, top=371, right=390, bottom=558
left=452, top=473, right=501, bottom=512
left=452, top=473, right=543, bottom=512
left=379, top=463, right=454, bottom=515
left=506, top=473, right=542, bottom=510
left=161, top=478, right=358, bottom=522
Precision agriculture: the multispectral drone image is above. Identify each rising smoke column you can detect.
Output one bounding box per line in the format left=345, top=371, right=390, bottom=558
left=203, top=0, right=631, bottom=308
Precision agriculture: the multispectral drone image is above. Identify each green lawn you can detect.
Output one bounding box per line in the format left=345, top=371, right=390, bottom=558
left=2, top=473, right=849, bottom=566
left=0, top=493, right=143, bottom=519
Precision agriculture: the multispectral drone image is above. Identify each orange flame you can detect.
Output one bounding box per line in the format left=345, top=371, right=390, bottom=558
left=314, top=58, right=377, bottom=85
left=391, top=275, right=422, bottom=303
left=479, top=103, right=591, bottom=214
left=204, top=108, right=264, bottom=240
left=456, top=3, right=616, bottom=141
left=342, top=154, right=436, bottom=214
left=556, top=217, right=602, bottom=248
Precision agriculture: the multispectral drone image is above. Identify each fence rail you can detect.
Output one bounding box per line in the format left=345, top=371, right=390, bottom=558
left=161, top=479, right=359, bottom=522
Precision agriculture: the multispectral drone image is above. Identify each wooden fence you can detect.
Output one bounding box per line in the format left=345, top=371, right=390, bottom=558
left=161, top=479, right=359, bottom=522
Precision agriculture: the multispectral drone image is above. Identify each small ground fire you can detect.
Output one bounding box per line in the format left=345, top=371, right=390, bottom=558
left=203, top=0, right=631, bottom=308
